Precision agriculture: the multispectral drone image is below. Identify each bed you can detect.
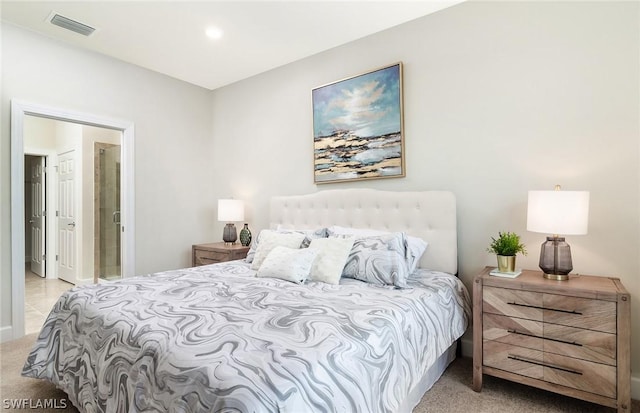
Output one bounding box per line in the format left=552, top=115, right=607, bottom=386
left=22, top=188, right=471, bottom=413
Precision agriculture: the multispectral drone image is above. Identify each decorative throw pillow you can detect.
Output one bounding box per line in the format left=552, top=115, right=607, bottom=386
left=307, top=237, right=355, bottom=284
left=250, top=231, right=306, bottom=270
left=327, top=225, right=428, bottom=273
left=246, top=228, right=327, bottom=263
left=256, top=246, right=319, bottom=284
left=339, top=232, right=411, bottom=288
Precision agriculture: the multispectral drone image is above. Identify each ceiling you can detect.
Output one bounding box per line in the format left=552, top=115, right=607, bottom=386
left=0, top=1, right=462, bottom=90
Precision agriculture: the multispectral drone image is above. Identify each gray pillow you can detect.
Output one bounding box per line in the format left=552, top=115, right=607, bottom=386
left=326, top=226, right=427, bottom=273
left=340, top=232, right=410, bottom=288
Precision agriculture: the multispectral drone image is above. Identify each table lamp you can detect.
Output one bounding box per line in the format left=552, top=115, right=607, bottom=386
left=218, top=199, right=244, bottom=244
left=526, top=185, right=589, bottom=281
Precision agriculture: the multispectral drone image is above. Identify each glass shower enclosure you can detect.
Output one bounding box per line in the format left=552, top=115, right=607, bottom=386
left=95, top=143, right=121, bottom=281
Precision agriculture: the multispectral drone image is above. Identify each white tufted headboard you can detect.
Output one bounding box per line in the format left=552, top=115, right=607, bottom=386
left=270, top=189, right=457, bottom=275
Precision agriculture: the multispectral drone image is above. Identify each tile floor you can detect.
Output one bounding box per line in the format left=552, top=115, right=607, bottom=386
left=24, top=266, right=75, bottom=335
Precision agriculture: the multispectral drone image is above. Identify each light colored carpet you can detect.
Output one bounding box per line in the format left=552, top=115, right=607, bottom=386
left=1, top=334, right=637, bottom=412
left=0, top=334, right=76, bottom=412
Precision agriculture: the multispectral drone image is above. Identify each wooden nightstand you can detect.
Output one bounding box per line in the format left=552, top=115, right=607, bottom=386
left=192, top=242, right=250, bottom=267
left=473, top=266, right=631, bottom=412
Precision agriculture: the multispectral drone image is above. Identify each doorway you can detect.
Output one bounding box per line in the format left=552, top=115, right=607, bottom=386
left=23, top=148, right=58, bottom=281
left=24, top=155, right=46, bottom=278
left=10, top=100, right=135, bottom=340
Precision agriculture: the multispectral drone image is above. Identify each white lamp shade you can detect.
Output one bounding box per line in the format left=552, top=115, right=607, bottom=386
left=527, top=190, right=589, bottom=235
left=217, top=199, right=244, bottom=222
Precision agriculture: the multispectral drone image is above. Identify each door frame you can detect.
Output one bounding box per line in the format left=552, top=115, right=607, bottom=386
left=24, top=149, right=57, bottom=279
left=10, top=100, right=135, bottom=340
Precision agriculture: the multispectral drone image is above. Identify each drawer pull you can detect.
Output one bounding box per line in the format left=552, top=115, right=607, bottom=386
left=507, top=329, right=582, bottom=347
left=507, top=355, right=583, bottom=375
left=508, top=301, right=582, bottom=315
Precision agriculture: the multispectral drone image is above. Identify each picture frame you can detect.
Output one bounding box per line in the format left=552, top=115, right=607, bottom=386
left=312, top=62, right=404, bottom=184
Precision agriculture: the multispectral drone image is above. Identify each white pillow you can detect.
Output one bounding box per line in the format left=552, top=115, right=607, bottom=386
left=250, top=231, right=306, bottom=270
left=256, top=246, right=318, bottom=284
left=308, top=237, right=355, bottom=284
left=327, top=225, right=428, bottom=273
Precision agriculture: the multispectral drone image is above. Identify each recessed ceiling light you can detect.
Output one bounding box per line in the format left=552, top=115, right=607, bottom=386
left=205, top=26, right=223, bottom=40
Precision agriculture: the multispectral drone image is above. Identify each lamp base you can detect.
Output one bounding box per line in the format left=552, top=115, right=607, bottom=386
left=543, top=272, right=569, bottom=281
left=222, top=223, right=238, bottom=244
left=538, top=236, right=572, bottom=281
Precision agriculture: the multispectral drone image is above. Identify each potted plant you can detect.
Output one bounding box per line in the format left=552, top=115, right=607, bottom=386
left=487, top=231, right=527, bottom=272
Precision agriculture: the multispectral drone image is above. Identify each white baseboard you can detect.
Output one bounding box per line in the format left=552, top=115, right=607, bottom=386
left=75, top=278, right=95, bottom=286
left=0, top=325, right=14, bottom=343
left=459, top=337, right=639, bottom=400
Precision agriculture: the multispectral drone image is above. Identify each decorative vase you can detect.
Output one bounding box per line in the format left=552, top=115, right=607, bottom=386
left=497, top=255, right=516, bottom=273
left=239, top=223, right=252, bottom=247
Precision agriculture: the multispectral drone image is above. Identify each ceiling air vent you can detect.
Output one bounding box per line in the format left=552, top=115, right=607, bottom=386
left=49, top=13, right=96, bottom=37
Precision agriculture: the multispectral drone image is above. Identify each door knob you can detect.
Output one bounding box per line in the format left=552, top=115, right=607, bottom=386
left=68, top=222, right=76, bottom=227
left=28, top=219, right=34, bottom=223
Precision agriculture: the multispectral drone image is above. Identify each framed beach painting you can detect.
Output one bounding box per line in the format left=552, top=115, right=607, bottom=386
left=312, top=62, right=404, bottom=184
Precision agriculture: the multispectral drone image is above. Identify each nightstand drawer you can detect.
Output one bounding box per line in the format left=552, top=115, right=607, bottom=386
left=483, top=340, right=543, bottom=380
left=483, top=286, right=616, bottom=333
left=543, top=323, right=616, bottom=365
left=194, top=249, right=228, bottom=264
left=483, top=313, right=542, bottom=349
left=543, top=294, right=616, bottom=334
left=483, top=287, right=543, bottom=320
left=483, top=341, right=616, bottom=398
left=544, top=353, right=616, bottom=398
left=195, top=256, right=219, bottom=266
left=484, top=313, right=616, bottom=365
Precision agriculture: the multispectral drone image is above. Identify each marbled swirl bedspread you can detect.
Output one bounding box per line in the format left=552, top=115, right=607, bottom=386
left=22, top=261, right=470, bottom=413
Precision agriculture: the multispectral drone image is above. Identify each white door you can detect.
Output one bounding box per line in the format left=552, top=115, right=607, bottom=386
left=30, top=157, right=46, bottom=277
left=57, top=150, right=77, bottom=284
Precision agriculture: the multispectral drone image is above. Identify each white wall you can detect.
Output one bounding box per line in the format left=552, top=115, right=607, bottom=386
left=210, top=1, right=640, bottom=381
left=1, top=22, right=216, bottom=327
left=24, top=116, right=58, bottom=151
